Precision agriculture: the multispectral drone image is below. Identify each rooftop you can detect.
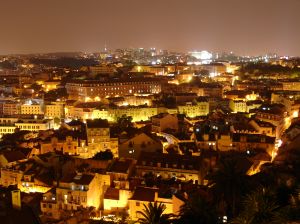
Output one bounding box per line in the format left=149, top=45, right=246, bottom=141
left=86, top=119, right=109, bottom=128
left=104, top=187, right=119, bottom=200
left=137, top=151, right=201, bottom=170
left=130, top=186, right=157, bottom=202
left=60, top=173, right=94, bottom=185
left=1, top=150, right=27, bottom=163
left=108, top=159, right=133, bottom=174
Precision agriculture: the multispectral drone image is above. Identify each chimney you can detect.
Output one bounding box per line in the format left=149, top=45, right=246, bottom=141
left=11, top=190, right=21, bottom=210
left=154, top=191, right=158, bottom=201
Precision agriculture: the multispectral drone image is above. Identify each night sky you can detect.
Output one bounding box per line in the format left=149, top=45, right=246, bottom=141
left=1, top=0, right=299, bottom=56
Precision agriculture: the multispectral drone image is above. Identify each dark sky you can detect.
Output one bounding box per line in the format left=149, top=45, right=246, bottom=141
left=1, top=0, right=299, bottom=56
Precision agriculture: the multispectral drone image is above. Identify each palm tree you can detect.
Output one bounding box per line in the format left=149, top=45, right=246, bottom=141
left=231, top=187, right=287, bottom=224
left=137, top=202, right=173, bottom=224
left=207, top=156, right=251, bottom=218
left=178, top=191, right=218, bottom=224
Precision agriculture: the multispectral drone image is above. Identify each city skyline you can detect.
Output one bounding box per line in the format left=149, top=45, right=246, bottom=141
left=1, top=0, right=300, bottom=56
left=1, top=1, right=300, bottom=221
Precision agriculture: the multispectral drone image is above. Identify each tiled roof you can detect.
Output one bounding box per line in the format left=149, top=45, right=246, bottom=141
left=1, top=150, right=26, bottom=163
left=86, top=119, right=109, bottom=128
left=137, top=151, right=201, bottom=170
left=60, top=173, right=94, bottom=185
left=232, top=133, right=275, bottom=144
left=130, top=187, right=157, bottom=202
left=104, top=188, right=119, bottom=200
left=108, top=159, right=132, bottom=173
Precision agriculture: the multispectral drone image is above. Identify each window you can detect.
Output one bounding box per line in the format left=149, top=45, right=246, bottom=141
left=136, top=202, right=140, bottom=206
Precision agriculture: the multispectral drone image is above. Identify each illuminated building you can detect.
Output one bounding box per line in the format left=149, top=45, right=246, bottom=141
left=195, top=131, right=275, bottom=156
left=71, top=102, right=209, bottom=122
left=20, top=171, right=52, bottom=193
left=229, top=100, right=247, bottom=113
left=109, top=137, right=119, bottom=158
left=12, top=87, right=24, bottom=96
left=40, top=189, right=60, bottom=219
left=151, top=113, right=179, bottom=133
left=107, top=158, right=134, bottom=189
left=86, top=119, right=110, bottom=151
left=280, top=80, right=300, bottom=91
left=45, top=103, right=64, bottom=119
left=223, top=90, right=258, bottom=101
left=194, top=133, right=219, bottom=151
left=128, top=186, right=184, bottom=221
left=108, top=106, right=158, bottom=122
left=0, top=125, right=16, bottom=137
left=174, top=93, right=198, bottom=104
left=189, top=50, right=213, bottom=64
left=15, top=118, right=54, bottom=132
left=118, top=132, right=163, bottom=159
left=1, top=161, right=53, bottom=193
left=65, top=102, right=99, bottom=120
left=246, top=100, right=263, bottom=113
left=224, top=90, right=259, bottom=113
left=11, top=190, right=21, bottom=210
left=87, top=65, right=116, bottom=76
left=131, top=65, right=151, bottom=73
left=132, top=65, right=170, bottom=76
left=91, top=108, right=110, bottom=121
left=175, top=73, right=194, bottom=84
left=66, top=78, right=161, bottom=101
left=41, top=173, right=110, bottom=219
left=177, top=101, right=209, bottom=118
left=135, top=151, right=202, bottom=183
left=111, top=95, right=153, bottom=107
left=0, top=117, right=54, bottom=137
left=42, top=80, right=60, bottom=92
left=86, top=106, right=159, bottom=122
left=201, top=83, right=223, bottom=97
left=212, top=73, right=235, bottom=84
left=255, top=104, right=287, bottom=138
left=225, top=63, right=240, bottom=74
left=55, top=173, right=106, bottom=211
left=201, top=63, right=226, bottom=76
left=40, top=136, right=79, bottom=155
left=163, top=83, right=205, bottom=96
left=249, top=120, right=276, bottom=137
left=231, top=133, right=275, bottom=156
left=0, top=167, right=23, bottom=186
left=103, top=158, right=135, bottom=211
left=66, top=119, right=118, bottom=158
left=0, top=100, right=20, bottom=115
left=271, top=91, right=300, bottom=118
left=20, top=103, right=44, bottom=115
left=103, top=187, right=132, bottom=211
